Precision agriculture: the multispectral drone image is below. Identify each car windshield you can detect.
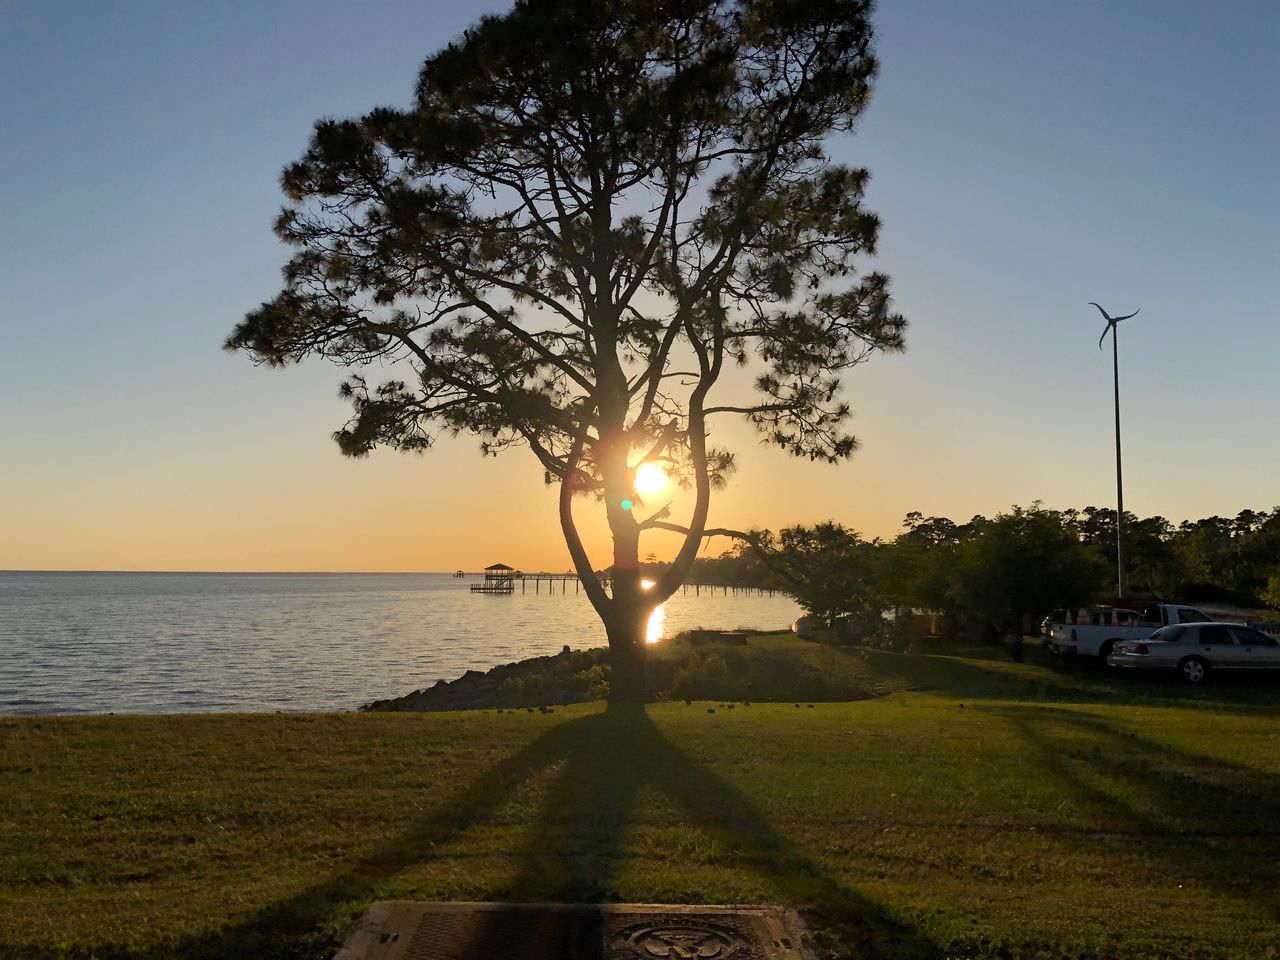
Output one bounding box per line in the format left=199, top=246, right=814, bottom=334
left=1149, top=626, right=1184, bottom=643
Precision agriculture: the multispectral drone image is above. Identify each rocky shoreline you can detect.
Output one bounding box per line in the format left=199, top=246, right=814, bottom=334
left=362, top=645, right=611, bottom=711
left=361, top=629, right=890, bottom=711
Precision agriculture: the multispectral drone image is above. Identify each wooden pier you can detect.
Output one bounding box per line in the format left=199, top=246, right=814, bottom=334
left=470, top=563, right=517, bottom=594
left=456, top=569, right=777, bottom=597
left=469, top=580, right=515, bottom=593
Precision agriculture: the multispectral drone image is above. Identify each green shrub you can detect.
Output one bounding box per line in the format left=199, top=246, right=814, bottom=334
left=572, top=664, right=611, bottom=701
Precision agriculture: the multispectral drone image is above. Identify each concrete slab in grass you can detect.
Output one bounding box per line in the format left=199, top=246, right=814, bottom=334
left=333, top=901, right=814, bottom=959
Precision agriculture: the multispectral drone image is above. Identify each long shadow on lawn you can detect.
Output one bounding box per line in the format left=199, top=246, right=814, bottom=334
left=980, top=704, right=1280, bottom=908
left=867, top=646, right=1280, bottom=716
left=50, top=710, right=932, bottom=960
left=470, top=709, right=933, bottom=958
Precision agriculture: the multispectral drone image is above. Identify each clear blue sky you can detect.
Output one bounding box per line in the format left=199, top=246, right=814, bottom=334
left=1, top=0, right=1276, bottom=570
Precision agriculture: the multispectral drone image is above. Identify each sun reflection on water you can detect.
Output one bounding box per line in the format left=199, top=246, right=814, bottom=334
left=641, top=578, right=666, bottom=644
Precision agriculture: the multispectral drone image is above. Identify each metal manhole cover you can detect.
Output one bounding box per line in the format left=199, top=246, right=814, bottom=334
left=611, top=916, right=748, bottom=958
left=333, top=902, right=812, bottom=960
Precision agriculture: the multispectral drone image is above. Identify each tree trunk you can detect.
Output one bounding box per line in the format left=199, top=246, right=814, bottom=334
left=605, top=607, right=649, bottom=707
left=1006, top=610, right=1026, bottom=662
left=605, top=484, right=652, bottom=707
left=555, top=423, right=655, bottom=707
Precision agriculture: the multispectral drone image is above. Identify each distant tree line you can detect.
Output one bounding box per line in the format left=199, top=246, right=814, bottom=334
left=656, top=504, right=1280, bottom=650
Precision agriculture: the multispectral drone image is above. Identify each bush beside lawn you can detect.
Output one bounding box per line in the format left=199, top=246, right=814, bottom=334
left=364, top=632, right=903, bottom=711
left=2, top=637, right=1278, bottom=959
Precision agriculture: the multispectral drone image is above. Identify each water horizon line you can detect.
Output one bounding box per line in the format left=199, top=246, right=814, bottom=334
left=0, top=568, right=478, bottom=576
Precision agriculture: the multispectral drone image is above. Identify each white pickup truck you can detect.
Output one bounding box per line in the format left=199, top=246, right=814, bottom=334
left=1041, top=603, right=1214, bottom=661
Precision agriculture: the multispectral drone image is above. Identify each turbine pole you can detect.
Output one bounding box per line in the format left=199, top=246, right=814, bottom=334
left=1112, top=323, right=1125, bottom=598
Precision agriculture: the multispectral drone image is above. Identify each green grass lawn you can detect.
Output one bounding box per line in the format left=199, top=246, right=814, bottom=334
left=2, top=638, right=1279, bottom=959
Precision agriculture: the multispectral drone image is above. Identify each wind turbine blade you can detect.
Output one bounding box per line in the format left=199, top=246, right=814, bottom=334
left=1088, top=302, right=1112, bottom=321
left=1098, top=324, right=1112, bottom=350
left=1112, top=308, right=1141, bottom=323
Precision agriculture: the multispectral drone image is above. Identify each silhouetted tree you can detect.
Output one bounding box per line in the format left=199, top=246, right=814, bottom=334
left=762, top=522, right=881, bottom=635
left=226, top=0, right=906, bottom=703
left=1071, top=508, right=1184, bottom=599
left=875, top=512, right=976, bottom=620
left=948, top=505, right=1108, bottom=657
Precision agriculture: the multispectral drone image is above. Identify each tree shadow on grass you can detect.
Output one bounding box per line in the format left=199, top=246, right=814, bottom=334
left=865, top=646, right=1280, bottom=716
left=976, top=703, right=1280, bottom=913
left=467, top=709, right=934, bottom=958
left=33, top=710, right=933, bottom=960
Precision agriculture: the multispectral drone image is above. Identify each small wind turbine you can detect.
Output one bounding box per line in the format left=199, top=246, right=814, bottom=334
left=1090, top=302, right=1140, bottom=598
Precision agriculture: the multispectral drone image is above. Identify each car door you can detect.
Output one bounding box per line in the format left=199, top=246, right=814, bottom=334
left=1196, top=624, right=1239, bottom=668
left=1228, top=626, right=1280, bottom=669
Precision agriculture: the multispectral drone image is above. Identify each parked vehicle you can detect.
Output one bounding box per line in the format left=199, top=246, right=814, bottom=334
left=1041, top=602, right=1213, bottom=661
left=1107, top=622, right=1280, bottom=683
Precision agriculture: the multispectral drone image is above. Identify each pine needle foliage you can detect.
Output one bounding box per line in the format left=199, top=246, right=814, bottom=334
left=226, top=0, right=907, bottom=700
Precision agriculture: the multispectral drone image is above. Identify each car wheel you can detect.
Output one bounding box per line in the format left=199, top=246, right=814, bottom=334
left=1098, top=639, right=1117, bottom=664
left=1179, top=657, right=1209, bottom=684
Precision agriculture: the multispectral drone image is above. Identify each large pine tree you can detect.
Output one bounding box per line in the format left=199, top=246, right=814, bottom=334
left=227, top=0, right=907, bottom=703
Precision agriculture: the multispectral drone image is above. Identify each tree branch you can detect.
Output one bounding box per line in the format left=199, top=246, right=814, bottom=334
left=559, top=431, right=611, bottom=616
left=644, top=521, right=807, bottom=593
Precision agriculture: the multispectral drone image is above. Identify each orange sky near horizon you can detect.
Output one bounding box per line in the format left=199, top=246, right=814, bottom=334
left=7, top=342, right=1276, bottom=574
left=3, top=387, right=915, bottom=573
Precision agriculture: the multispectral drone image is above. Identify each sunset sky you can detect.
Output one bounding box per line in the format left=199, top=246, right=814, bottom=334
left=2, top=0, right=1276, bottom=573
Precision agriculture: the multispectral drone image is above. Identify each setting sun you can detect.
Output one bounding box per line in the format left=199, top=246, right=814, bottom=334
left=633, top=462, right=670, bottom=497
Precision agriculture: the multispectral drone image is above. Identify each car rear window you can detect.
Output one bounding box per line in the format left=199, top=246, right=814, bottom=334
left=1150, top=625, right=1185, bottom=643
left=1230, top=626, right=1275, bottom=645
left=1178, top=608, right=1211, bottom=624
left=1198, top=625, right=1234, bottom=646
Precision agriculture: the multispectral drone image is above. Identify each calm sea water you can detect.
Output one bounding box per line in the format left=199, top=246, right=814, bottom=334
left=0, top=572, right=800, bottom=715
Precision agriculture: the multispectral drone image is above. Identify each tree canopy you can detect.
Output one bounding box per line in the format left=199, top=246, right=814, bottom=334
left=947, top=506, right=1109, bottom=648
left=716, top=503, right=1280, bottom=655
left=760, top=522, right=880, bottom=630
left=227, top=0, right=906, bottom=700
